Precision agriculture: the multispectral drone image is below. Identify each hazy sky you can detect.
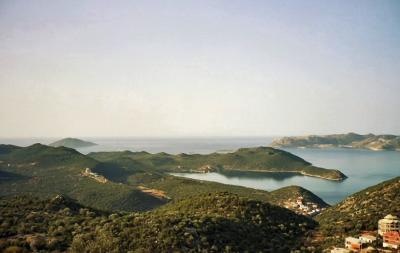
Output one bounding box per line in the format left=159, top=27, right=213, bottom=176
left=1, top=0, right=399, bottom=137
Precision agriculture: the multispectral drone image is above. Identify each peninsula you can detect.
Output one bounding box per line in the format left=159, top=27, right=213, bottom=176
left=271, top=133, right=400, bottom=151
left=89, top=146, right=347, bottom=181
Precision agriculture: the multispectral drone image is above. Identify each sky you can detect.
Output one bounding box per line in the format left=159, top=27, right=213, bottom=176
left=1, top=0, right=399, bottom=138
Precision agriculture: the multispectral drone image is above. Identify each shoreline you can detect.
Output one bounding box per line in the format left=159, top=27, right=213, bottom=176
left=174, top=168, right=347, bottom=181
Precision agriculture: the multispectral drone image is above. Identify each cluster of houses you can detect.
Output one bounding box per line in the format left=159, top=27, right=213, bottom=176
left=284, top=196, right=325, bottom=216
left=81, top=168, right=108, bottom=183
left=331, top=214, right=400, bottom=252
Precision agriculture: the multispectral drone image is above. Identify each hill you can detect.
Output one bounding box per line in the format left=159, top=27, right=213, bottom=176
left=0, top=193, right=316, bottom=252
left=315, top=176, right=400, bottom=247
left=0, top=194, right=108, bottom=252
left=0, top=144, right=166, bottom=212
left=89, top=146, right=346, bottom=181
left=271, top=133, right=400, bottom=151
left=71, top=192, right=317, bottom=253
left=49, top=138, right=97, bottom=148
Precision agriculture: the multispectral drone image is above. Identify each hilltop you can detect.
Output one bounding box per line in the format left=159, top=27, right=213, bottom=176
left=271, top=133, right=400, bottom=151
left=49, top=138, right=97, bottom=149
left=0, top=143, right=166, bottom=211
left=315, top=176, right=400, bottom=247
left=89, top=146, right=346, bottom=181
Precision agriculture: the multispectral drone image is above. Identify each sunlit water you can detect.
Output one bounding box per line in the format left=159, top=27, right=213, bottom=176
left=1, top=137, right=399, bottom=204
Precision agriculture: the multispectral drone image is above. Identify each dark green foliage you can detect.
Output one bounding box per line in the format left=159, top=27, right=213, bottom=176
left=0, top=195, right=107, bottom=252
left=1, top=193, right=316, bottom=253
left=0, top=144, right=21, bottom=155
left=71, top=192, right=317, bottom=253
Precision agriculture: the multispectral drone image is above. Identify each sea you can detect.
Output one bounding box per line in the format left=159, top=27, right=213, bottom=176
left=1, top=137, right=399, bottom=205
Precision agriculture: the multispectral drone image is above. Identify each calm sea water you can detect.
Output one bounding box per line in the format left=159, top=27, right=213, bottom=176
left=1, top=137, right=399, bottom=204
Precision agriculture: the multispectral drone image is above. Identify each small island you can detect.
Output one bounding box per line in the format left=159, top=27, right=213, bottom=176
left=49, top=138, right=97, bottom=149
left=271, top=133, right=400, bottom=151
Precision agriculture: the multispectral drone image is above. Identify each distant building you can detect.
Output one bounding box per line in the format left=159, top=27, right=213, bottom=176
left=331, top=247, right=351, bottom=253
left=359, top=234, right=376, bottom=244
left=82, top=168, right=108, bottom=183
left=378, top=214, right=400, bottom=236
left=345, top=237, right=362, bottom=251
left=383, top=231, right=400, bottom=249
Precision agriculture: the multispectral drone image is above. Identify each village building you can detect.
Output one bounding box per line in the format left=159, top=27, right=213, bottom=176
left=378, top=214, right=400, bottom=236
left=359, top=234, right=376, bottom=244
left=345, top=237, right=362, bottom=251
left=82, top=168, right=108, bottom=183
left=383, top=231, right=400, bottom=249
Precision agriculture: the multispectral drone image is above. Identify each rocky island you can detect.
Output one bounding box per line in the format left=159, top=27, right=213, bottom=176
left=271, top=133, right=400, bottom=151
left=49, top=138, right=97, bottom=149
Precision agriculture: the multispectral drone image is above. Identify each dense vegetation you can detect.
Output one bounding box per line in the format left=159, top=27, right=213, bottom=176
left=49, top=138, right=97, bottom=149
left=89, top=146, right=346, bottom=180
left=271, top=132, right=400, bottom=151
left=315, top=176, right=400, bottom=247
left=0, top=193, right=317, bottom=253
left=0, top=195, right=107, bottom=252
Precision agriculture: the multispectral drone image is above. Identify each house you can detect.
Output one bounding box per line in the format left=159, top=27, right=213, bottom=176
left=345, top=237, right=362, bottom=251
left=359, top=234, right=376, bottom=244
left=383, top=231, right=400, bottom=249
left=378, top=214, right=400, bottom=236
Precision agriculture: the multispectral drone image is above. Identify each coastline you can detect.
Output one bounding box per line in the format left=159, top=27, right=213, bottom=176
left=175, top=167, right=347, bottom=182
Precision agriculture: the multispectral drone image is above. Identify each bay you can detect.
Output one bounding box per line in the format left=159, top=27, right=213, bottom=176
left=1, top=137, right=399, bottom=204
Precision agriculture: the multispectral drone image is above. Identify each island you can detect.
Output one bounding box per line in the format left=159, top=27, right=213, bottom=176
left=271, top=133, right=400, bottom=151
left=49, top=137, right=97, bottom=149
left=89, top=146, right=347, bottom=181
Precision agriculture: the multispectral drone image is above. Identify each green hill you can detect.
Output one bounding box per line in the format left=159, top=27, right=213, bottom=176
left=0, top=193, right=316, bottom=253
left=267, top=185, right=329, bottom=209
left=89, top=146, right=346, bottom=181
left=49, top=138, right=97, bottom=149
left=71, top=192, right=317, bottom=253
left=315, top=176, right=400, bottom=247
left=0, top=194, right=108, bottom=252
left=0, top=144, right=166, bottom=212
left=271, top=133, right=400, bottom=151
